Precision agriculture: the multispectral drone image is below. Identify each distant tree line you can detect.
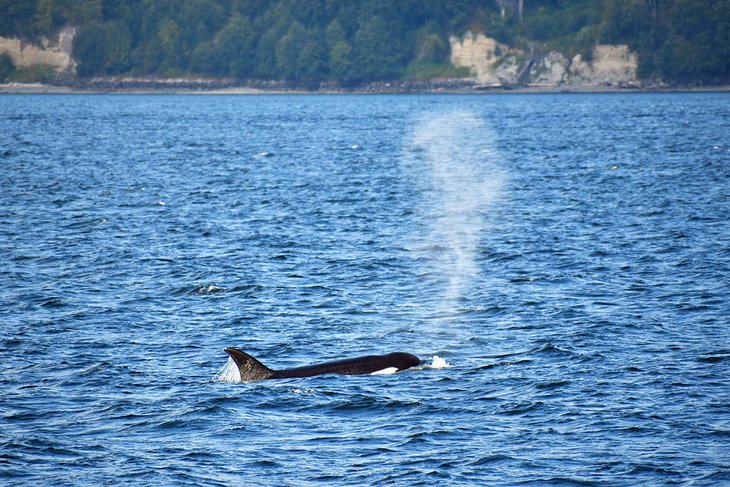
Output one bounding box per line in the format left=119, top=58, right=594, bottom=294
left=0, top=0, right=728, bottom=85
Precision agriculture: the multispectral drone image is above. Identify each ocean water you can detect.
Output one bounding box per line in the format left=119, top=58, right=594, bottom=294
left=1, top=92, right=728, bottom=485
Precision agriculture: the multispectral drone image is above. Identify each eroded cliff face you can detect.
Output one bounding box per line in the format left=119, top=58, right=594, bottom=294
left=0, top=27, right=76, bottom=73
left=450, top=31, right=638, bottom=87
left=567, top=45, right=638, bottom=85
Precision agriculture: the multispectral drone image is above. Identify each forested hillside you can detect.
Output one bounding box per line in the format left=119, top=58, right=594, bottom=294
left=1, top=0, right=728, bottom=85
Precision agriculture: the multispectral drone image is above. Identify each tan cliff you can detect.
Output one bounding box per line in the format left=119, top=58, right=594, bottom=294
left=0, top=26, right=77, bottom=73
left=450, top=31, right=638, bottom=87
left=566, top=45, right=638, bottom=86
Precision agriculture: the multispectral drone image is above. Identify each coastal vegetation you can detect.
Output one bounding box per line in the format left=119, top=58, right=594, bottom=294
left=0, top=0, right=728, bottom=85
left=0, top=52, right=14, bottom=82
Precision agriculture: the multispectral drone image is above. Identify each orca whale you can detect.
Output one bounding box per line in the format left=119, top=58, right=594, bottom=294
left=224, top=348, right=421, bottom=382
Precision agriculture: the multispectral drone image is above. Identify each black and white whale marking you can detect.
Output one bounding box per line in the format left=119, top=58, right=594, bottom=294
left=224, top=348, right=421, bottom=382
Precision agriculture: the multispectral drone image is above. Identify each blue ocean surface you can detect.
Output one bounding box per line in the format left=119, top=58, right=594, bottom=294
left=1, top=92, right=728, bottom=485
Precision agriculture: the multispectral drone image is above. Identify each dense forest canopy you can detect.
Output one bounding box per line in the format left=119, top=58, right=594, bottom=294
left=1, top=0, right=728, bottom=84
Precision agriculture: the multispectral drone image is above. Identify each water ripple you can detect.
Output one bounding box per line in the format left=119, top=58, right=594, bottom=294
left=1, top=93, right=728, bottom=485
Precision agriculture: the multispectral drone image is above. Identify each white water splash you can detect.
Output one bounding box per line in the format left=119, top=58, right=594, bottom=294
left=405, top=111, right=505, bottom=313
left=412, top=355, right=450, bottom=371
left=212, top=357, right=241, bottom=382
left=427, top=355, right=450, bottom=369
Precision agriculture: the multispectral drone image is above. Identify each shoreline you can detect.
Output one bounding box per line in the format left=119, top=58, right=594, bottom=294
left=2, top=80, right=729, bottom=95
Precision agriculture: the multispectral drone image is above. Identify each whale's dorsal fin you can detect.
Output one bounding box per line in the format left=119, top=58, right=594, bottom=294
left=224, top=348, right=276, bottom=382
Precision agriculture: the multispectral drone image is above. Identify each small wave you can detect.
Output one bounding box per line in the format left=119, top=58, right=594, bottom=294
left=510, top=276, right=540, bottom=283
left=288, top=387, right=317, bottom=395
left=331, top=395, right=422, bottom=412
left=40, top=298, right=67, bottom=308
left=530, top=342, right=583, bottom=358
left=697, top=352, right=729, bottom=363
left=497, top=400, right=544, bottom=415
left=535, top=379, right=571, bottom=390
left=190, top=285, right=226, bottom=295
left=78, top=362, right=109, bottom=376
left=471, top=454, right=516, bottom=466
left=477, top=358, right=533, bottom=370
left=228, top=284, right=264, bottom=294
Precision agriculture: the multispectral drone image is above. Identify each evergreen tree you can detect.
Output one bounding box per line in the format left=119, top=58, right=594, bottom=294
left=74, top=21, right=107, bottom=76
left=296, top=36, right=327, bottom=82
left=103, top=21, right=131, bottom=74
left=34, top=0, right=54, bottom=36
left=217, top=15, right=256, bottom=77
left=275, top=21, right=307, bottom=80
left=0, top=52, right=15, bottom=82
left=352, top=14, right=406, bottom=81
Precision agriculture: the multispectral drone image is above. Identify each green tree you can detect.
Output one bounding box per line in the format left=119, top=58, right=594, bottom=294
left=601, top=0, right=653, bottom=45
left=325, top=18, right=347, bottom=48
left=101, top=0, right=133, bottom=21
left=275, top=21, right=307, bottom=79
left=175, top=0, right=228, bottom=66
left=253, top=3, right=291, bottom=78
left=413, top=28, right=447, bottom=62
left=64, top=0, right=103, bottom=24
left=217, top=15, right=256, bottom=76
left=73, top=20, right=131, bottom=76
left=296, top=37, right=327, bottom=82
left=157, top=19, right=179, bottom=57
left=324, top=18, right=353, bottom=80
left=34, top=0, right=54, bottom=36
left=74, top=21, right=107, bottom=76
left=103, top=21, right=131, bottom=74
left=712, top=0, right=730, bottom=78
left=352, top=14, right=407, bottom=81
left=156, top=19, right=181, bottom=72
left=189, top=41, right=219, bottom=74
left=660, top=0, right=730, bottom=81
left=0, top=0, right=36, bottom=37
left=329, top=40, right=354, bottom=81
left=0, top=52, right=16, bottom=82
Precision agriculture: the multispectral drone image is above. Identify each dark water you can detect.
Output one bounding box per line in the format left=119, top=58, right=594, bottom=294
left=1, top=93, right=728, bottom=485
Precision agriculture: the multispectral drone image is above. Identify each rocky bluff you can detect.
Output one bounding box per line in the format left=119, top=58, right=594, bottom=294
left=450, top=31, right=639, bottom=88
left=0, top=27, right=77, bottom=74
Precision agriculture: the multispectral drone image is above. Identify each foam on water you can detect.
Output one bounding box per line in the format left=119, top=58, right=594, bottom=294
left=427, top=355, right=450, bottom=369
left=212, top=357, right=240, bottom=382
